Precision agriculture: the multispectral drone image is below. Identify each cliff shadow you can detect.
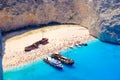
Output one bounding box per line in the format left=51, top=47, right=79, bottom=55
left=0, top=30, right=3, bottom=80
left=0, top=57, right=3, bottom=80
left=2, top=21, right=61, bottom=41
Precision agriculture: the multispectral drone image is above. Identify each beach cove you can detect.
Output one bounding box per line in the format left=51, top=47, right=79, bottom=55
left=2, top=25, right=94, bottom=70
left=0, top=0, right=119, bottom=80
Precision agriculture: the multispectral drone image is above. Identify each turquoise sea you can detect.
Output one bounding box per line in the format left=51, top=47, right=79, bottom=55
left=3, top=39, right=120, bottom=80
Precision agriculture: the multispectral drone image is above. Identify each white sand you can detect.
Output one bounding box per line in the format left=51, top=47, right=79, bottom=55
left=2, top=25, right=94, bottom=70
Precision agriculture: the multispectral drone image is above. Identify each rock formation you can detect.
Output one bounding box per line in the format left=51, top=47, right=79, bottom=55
left=0, top=0, right=120, bottom=44
left=89, top=0, right=120, bottom=44
left=0, top=30, right=3, bottom=80
left=0, top=0, right=90, bottom=31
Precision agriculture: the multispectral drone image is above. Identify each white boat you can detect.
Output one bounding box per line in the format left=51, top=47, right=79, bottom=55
left=43, top=57, right=63, bottom=69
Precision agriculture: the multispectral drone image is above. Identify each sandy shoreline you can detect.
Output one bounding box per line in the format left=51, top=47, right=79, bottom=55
left=2, top=25, right=95, bottom=70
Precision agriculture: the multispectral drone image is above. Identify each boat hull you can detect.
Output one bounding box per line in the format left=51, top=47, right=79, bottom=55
left=43, top=58, right=63, bottom=69
left=51, top=54, right=74, bottom=65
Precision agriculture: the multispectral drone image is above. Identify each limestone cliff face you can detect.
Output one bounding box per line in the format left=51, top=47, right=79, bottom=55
left=0, top=0, right=90, bottom=31
left=0, top=0, right=120, bottom=44
left=89, top=0, right=120, bottom=44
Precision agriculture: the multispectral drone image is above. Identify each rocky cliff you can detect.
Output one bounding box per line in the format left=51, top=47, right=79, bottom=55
left=0, top=0, right=90, bottom=31
left=89, top=0, right=120, bottom=44
left=0, top=0, right=120, bottom=44
left=0, top=30, right=3, bottom=80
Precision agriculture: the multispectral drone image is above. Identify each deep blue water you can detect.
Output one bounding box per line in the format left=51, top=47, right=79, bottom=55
left=3, top=39, right=120, bottom=80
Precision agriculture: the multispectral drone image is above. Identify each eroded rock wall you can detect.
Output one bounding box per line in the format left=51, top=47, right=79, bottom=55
left=0, top=30, right=3, bottom=80
left=89, top=0, right=120, bottom=44
left=0, top=0, right=90, bottom=31
left=0, top=0, right=120, bottom=44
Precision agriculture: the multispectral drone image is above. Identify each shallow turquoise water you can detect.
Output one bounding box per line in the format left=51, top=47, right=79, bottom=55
left=3, top=39, right=120, bottom=80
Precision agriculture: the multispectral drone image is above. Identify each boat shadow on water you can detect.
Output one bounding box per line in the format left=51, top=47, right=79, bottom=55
left=63, top=64, right=75, bottom=69
left=44, top=62, right=64, bottom=72
left=44, top=61, right=75, bottom=71
left=43, top=57, right=64, bottom=72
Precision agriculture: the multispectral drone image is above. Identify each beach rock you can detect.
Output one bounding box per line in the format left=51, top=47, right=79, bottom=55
left=89, top=0, right=120, bottom=44
left=0, top=0, right=90, bottom=31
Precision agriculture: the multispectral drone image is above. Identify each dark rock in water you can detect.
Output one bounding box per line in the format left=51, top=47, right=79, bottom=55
left=79, top=43, right=88, bottom=46
left=89, top=0, right=120, bottom=44
left=83, top=43, right=88, bottom=46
